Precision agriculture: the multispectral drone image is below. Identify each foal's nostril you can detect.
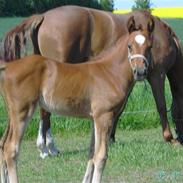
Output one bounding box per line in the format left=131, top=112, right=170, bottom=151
left=136, top=68, right=147, bottom=76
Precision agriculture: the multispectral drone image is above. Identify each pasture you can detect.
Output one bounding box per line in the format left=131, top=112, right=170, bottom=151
left=0, top=17, right=183, bottom=182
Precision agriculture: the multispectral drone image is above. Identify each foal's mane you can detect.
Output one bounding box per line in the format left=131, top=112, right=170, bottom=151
left=89, top=34, right=129, bottom=63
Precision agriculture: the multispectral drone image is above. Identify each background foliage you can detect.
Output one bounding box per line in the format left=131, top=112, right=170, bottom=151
left=0, top=0, right=114, bottom=16
left=132, top=0, right=152, bottom=12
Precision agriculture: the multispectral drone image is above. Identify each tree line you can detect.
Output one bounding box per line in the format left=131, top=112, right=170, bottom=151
left=0, top=0, right=114, bottom=16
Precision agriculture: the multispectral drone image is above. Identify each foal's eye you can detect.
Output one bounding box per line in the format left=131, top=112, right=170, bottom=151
left=150, top=45, right=153, bottom=49
left=128, top=44, right=132, bottom=52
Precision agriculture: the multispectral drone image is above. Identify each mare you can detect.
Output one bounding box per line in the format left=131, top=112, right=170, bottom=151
left=0, top=6, right=182, bottom=158
left=0, top=17, right=154, bottom=183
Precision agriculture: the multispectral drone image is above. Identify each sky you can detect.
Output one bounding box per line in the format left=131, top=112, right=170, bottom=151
left=114, top=0, right=183, bottom=9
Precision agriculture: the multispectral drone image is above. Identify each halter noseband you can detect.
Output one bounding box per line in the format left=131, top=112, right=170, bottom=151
left=128, top=48, right=149, bottom=69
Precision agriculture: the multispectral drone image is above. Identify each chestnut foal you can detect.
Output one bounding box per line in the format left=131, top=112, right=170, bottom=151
left=0, top=17, right=154, bottom=183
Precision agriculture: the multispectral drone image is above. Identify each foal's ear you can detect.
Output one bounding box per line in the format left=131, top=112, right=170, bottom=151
left=147, top=17, right=155, bottom=33
left=127, top=16, right=136, bottom=34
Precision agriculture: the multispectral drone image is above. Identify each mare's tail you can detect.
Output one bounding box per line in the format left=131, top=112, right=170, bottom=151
left=0, top=63, right=9, bottom=164
left=0, top=63, right=8, bottom=180
left=2, top=14, right=44, bottom=61
left=0, top=63, right=8, bottom=148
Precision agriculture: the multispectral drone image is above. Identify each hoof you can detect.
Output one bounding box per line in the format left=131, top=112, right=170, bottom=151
left=40, top=151, right=49, bottom=159
left=47, top=143, right=60, bottom=156
left=49, top=148, right=60, bottom=156
left=39, top=146, right=49, bottom=159
left=176, top=135, right=183, bottom=145
left=109, top=137, right=115, bottom=144
left=171, top=139, right=181, bottom=146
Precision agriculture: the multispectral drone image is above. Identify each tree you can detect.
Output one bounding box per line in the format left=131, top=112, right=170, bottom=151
left=132, top=0, right=152, bottom=12
left=0, top=0, right=114, bottom=16
left=0, top=0, right=5, bottom=16
left=98, top=0, right=114, bottom=11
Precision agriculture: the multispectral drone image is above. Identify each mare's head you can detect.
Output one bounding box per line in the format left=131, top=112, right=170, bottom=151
left=127, top=16, right=154, bottom=81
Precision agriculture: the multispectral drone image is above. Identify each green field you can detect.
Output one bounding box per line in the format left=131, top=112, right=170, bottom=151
left=18, top=128, right=183, bottom=183
left=0, top=17, right=183, bottom=183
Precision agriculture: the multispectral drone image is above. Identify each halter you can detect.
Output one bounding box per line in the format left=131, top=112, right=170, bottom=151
left=128, top=48, right=149, bottom=70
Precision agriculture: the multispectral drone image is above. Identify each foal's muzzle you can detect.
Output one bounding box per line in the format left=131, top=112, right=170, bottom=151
left=128, top=54, right=149, bottom=81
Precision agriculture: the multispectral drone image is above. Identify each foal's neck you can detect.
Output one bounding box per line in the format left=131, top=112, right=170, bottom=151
left=100, top=34, right=129, bottom=65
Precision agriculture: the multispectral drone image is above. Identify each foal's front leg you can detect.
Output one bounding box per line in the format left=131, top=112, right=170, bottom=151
left=36, top=108, right=59, bottom=158
left=83, top=112, right=113, bottom=183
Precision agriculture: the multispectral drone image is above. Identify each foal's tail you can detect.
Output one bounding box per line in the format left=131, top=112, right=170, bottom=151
left=2, top=14, right=44, bottom=61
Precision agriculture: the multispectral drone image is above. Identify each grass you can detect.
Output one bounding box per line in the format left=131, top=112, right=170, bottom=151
left=17, top=127, right=183, bottom=183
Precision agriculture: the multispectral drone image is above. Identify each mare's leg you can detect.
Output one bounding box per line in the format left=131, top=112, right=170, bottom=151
left=83, top=112, right=113, bottom=183
left=110, top=92, right=132, bottom=143
left=171, top=99, right=183, bottom=143
left=32, top=32, right=59, bottom=158
left=110, top=112, right=123, bottom=143
left=0, top=104, right=36, bottom=183
left=148, top=73, right=176, bottom=143
left=36, top=108, right=59, bottom=158
left=167, top=71, right=183, bottom=143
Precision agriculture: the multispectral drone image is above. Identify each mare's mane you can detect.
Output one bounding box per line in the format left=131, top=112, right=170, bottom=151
left=156, top=16, right=183, bottom=57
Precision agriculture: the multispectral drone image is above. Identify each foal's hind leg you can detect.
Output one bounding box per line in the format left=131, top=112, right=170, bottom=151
left=82, top=122, right=95, bottom=183
left=148, top=73, right=176, bottom=143
left=36, top=108, right=59, bottom=158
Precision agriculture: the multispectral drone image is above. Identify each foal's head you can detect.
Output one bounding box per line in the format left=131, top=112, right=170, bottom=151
left=127, top=16, right=154, bottom=81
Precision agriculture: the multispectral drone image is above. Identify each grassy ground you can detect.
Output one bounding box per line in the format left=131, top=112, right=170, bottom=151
left=17, top=127, right=183, bottom=183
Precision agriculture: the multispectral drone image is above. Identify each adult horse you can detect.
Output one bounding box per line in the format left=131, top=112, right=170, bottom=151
left=0, top=6, right=182, bottom=157
left=0, top=17, right=154, bottom=183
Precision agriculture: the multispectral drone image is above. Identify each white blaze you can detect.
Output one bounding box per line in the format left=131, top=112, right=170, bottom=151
left=135, top=35, right=146, bottom=45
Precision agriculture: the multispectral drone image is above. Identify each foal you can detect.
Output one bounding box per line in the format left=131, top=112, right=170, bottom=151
left=0, top=17, right=154, bottom=183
